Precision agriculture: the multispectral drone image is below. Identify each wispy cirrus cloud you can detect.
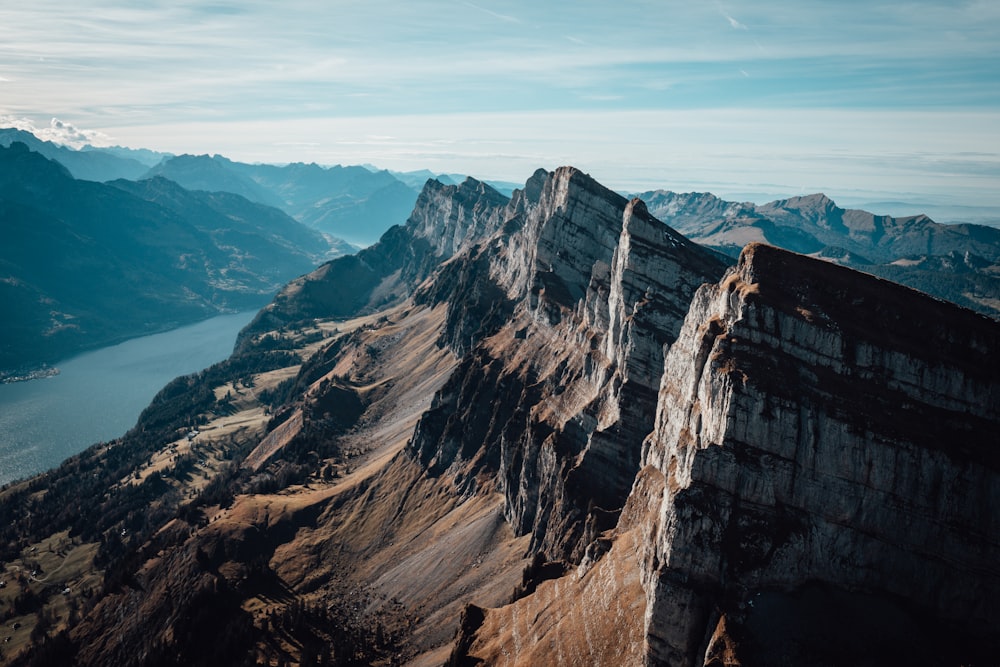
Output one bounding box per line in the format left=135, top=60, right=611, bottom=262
left=718, top=4, right=748, bottom=30
left=0, top=1, right=997, bottom=211
left=461, top=1, right=520, bottom=24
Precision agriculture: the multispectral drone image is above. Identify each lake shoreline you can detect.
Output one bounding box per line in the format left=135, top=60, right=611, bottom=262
left=0, top=310, right=257, bottom=486
left=0, top=366, right=61, bottom=385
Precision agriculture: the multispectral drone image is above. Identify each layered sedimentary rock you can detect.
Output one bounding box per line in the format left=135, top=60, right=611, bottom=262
left=638, top=243, right=1000, bottom=665
left=410, top=166, right=727, bottom=560
left=453, top=241, right=1000, bottom=666
left=238, top=176, right=510, bottom=345
left=14, top=165, right=1000, bottom=667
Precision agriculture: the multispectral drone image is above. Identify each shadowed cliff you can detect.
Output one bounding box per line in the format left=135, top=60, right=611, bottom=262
left=3, top=167, right=998, bottom=667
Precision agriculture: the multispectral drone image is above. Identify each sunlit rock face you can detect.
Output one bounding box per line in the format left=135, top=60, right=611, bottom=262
left=410, top=166, right=728, bottom=561
left=638, top=242, right=1000, bottom=665
left=29, top=162, right=1000, bottom=667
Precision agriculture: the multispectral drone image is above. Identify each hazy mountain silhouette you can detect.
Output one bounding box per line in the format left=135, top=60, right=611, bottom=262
left=0, top=142, right=341, bottom=376
left=0, top=128, right=152, bottom=182
left=145, top=155, right=421, bottom=247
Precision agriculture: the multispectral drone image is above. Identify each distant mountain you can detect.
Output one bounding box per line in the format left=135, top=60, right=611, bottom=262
left=0, top=128, right=151, bottom=182
left=389, top=168, right=461, bottom=190
left=145, top=155, right=420, bottom=247
left=228, top=160, right=419, bottom=247
left=108, top=176, right=342, bottom=267
left=0, top=142, right=340, bottom=377
left=639, top=189, right=1000, bottom=318
left=80, top=143, right=169, bottom=168
left=142, top=154, right=286, bottom=208
left=390, top=168, right=521, bottom=196
left=4, top=167, right=996, bottom=666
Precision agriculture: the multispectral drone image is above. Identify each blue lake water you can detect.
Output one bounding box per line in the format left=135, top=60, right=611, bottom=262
left=0, top=311, right=257, bottom=486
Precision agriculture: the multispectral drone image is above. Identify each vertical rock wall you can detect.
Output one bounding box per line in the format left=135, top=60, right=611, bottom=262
left=639, top=243, right=1000, bottom=665
left=410, top=167, right=727, bottom=561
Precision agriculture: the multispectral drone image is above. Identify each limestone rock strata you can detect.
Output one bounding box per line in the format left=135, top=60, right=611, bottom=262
left=639, top=243, right=1000, bottom=665
left=237, top=176, right=510, bottom=346
left=27, top=165, right=1000, bottom=667
left=410, top=166, right=727, bottom=561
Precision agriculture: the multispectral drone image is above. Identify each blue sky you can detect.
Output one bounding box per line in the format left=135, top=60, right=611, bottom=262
left=1, top=1, right=999, bottom=215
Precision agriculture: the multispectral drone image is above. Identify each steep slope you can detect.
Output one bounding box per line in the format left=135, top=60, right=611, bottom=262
left=0, top=142, right=338, bottom=376
left=227, top=166, right=725, bottom=660
left=639, top=242, right=1000, bottom=665
left=241, top=166, right=724, bottom=662
left=0, top=166, right=726, bottom=665
left=236, top=175, right=512, bottom=344
left=456, top=243, right=1000, bottom=666
left=640, top=189, right=1000, bottom=318
left=407, top=167, right=728, bottom=561
left=5, top=166, right=999, bottom=667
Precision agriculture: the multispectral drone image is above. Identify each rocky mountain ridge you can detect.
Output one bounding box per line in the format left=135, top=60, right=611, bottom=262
left=639, top=189, right=1000, bottom=318
left=636, top=242, right=1000, bottom=665
left=2, top=166, right=998, bottom=666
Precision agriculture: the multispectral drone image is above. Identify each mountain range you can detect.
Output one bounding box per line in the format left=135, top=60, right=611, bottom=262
left=637, top=189, right=1000, bottom=319
left=0, top=142, right=343, bottom=377
left=1, top=166, right=996, bottom=666
left=143, top=154, right=422, bottom=248
left=0, top=128, right=164, bottom=182
left=139, top=148, right=1000, bottom=319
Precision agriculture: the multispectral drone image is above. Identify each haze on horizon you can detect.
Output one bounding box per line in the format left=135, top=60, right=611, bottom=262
left=1, top=1, right=998, bottom=218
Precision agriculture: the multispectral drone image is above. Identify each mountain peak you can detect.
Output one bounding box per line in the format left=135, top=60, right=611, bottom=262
left=7, top=165, right=1000, bottom=667
left=765, top=192, right=840, bottom=217
left=0, top=140, right=74, bottom=185
left=737, top=241, right=998, bottom=363
left=626, top=195, right=650, bottom=217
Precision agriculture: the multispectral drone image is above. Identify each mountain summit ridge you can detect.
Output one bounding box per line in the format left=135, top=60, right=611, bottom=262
left=2, top=166, right=998, bottom=666
left=639, top=187, right=1000, bottom=318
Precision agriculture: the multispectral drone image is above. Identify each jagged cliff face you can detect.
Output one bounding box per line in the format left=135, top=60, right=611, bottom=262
left=409, top=166, right=727, bottom=560
left=237, top=175, right=510, bottom=346
left=9, top=166, right=1000, bottom=667
left=451, top=242, right=1000, bottom=667
left=638, top=243, right=1000, bottom=665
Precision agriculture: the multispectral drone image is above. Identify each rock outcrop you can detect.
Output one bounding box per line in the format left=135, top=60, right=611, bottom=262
left=452, top=241, right=1000, bottom=667
left=638, top=242, right=1000, bottom=665
left=409, top=166, right=728, bottom=561
left=9, top=165, right=1000, bottom=667
left=237, top=175, right=510, bottom=347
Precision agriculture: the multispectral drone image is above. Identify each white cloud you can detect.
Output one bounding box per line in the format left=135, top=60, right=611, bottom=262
left=0, top=116, right=113, bottom=148
left=0, top=2, right=996, bottom=209
left=725, top=14, right=747, bottom=29
left=462, top=1, right=520, bottom=24
left=717, top=4, right=747, bottom=30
